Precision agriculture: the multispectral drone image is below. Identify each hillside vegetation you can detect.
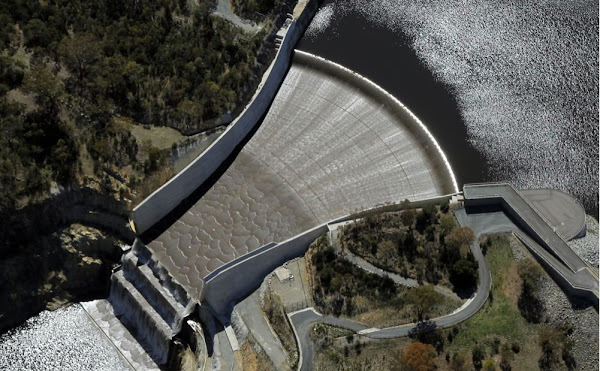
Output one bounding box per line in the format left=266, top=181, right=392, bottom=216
left=0, top=0, right=288, bottom=332
left=0, top=0, right=290, bottom=218
left=339, top=201, right=479, bottom=296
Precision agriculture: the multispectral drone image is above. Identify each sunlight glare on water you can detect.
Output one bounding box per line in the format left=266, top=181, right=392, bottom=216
left=306, top=0, right=599, bottom=213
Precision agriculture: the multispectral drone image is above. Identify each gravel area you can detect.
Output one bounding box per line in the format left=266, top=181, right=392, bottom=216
left=567, top=215, right=599, bottom=266
left=0, top=305, right=131, bottom=371
left=538, top=276, right=599, bottom=371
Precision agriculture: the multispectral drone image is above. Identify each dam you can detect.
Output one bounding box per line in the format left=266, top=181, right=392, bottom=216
left=69, top=4, right=596, bottom=368
left=142, top=50, right=458, bottom=304
left=89, top=3, right=459, bottom=365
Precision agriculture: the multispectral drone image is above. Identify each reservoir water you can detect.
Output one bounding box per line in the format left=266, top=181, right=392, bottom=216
left=298, top=0, right=599, bottom=217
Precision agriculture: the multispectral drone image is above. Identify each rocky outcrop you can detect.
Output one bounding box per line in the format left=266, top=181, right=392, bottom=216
left=0, top=187, right=132, bottom=334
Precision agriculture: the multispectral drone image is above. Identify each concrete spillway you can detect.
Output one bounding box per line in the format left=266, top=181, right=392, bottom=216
left=145, top=51, right=457, bottom=303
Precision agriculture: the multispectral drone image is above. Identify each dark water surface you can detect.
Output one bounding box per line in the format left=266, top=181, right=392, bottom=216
left=297, top=0, right=598, bottom=217
left=297, top=5, right=488, bottom=188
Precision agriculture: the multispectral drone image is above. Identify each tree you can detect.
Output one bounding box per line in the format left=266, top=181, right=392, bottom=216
left=517, top=258, right=544, bottom=323
left=22, top=65, right=65, bottom=107
left=445, top=226, right=475, bottom=252
left=399, top=342, right=436, bottom=371
left=483, top=359, right=497, bottom=370
left=538, top=326, right=561, bottom=371
left=450, top=352, right=470, bottom=371
left=439, top=214, right=457, bottom=237
left=58, top=33, right=102, bottom=90
left=472, top=345, right=485, bottom=370
left=500, top=345, right=513, bottom=371
left=407, top=285, right=438, bottom=321
left=401, top=199, right=416, bottom=227
left=408, top=321, right=444, bottom=354
left=450, top=257, right=479, bottom=293
left=415, top=204, right=438, bottom=233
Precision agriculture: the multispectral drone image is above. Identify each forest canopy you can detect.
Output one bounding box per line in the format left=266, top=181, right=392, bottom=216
left=0, top=0, right=285, bottom=215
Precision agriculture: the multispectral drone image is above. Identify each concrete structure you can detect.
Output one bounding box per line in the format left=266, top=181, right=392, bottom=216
left=142, top=51, right=458, bottom=307
left=132, top=0, right=321, bottom=235
left=463, top=183, right=598, bottom=304
left=95, top=0, right=459, bottom=364
left=274, top=267, right=293, bottom=282
left=520, top=188, right=586, bottom=240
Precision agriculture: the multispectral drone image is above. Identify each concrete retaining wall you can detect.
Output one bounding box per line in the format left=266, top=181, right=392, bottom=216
left=202, top=222, right=333, bottom=317
left=132, top=0, right=321, bottom=235
left=514, top=232, right=598, bottom=309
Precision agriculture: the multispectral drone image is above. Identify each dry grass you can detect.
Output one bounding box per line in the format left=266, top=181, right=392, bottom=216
left=262, top=290, right=298, bottom=368
left=314, top=332, right=411, bottom=371
left=502, top=261, right=522, bottom=305
left=131, top=166, right=175, bottom=207
left=116, top=117, right=184, bottom=150
left=239, top=339, right=274, bottom=371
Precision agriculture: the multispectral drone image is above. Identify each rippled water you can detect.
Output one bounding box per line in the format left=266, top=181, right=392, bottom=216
left=0, top=305, right=130, bottom=371
left=303, top=0, right=599, bottom=215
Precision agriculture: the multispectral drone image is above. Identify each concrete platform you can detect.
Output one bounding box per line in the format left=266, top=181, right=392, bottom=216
left=520, top=188, right=586, bottom=241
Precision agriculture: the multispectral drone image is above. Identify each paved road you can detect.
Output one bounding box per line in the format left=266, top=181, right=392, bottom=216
left=288, top=308, right=369, bottom=371
left=235, top=291, right=289, bottom=369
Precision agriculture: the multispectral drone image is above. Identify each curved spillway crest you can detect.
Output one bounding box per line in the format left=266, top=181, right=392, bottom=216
left=146, top=51, right=457, bottom=302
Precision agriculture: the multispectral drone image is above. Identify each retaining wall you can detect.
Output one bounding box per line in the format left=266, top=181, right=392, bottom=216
left=202, top=222, right=334, bottom=317
left=132, top=0, right=322, bottom=235
left=514, top=232, right=598, bottom=309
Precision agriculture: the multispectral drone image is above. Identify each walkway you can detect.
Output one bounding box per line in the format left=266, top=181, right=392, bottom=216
left=463, top=183, right=598, bottom=300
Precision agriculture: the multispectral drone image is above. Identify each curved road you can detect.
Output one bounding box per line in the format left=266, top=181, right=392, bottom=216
left=290, top=207, right=491, bottom=370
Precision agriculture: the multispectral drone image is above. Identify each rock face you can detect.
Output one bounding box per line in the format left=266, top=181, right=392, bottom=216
left=0, top=199, right=129, bottom=333
left=0, top=186, right=134, bottom=333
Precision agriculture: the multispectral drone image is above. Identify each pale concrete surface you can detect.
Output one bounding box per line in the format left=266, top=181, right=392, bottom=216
left=271, top=259, right=311, bottom=311
left=213, top=0, right=263, bottom=34
left=81, top=300, right=160, bottom=371
left=520, top=188, right=586, bottom=240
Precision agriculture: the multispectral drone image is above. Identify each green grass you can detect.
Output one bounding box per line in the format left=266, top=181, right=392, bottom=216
left=443, top=235, right=543, bottom=370
left=450, top=236, right=525, bottom=347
